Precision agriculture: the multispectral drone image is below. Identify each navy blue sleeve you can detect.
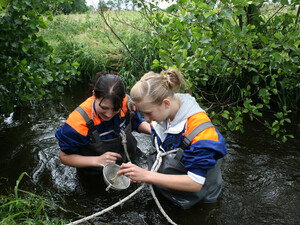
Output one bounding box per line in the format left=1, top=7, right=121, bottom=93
left=182, top=129, right=227, bottom=177
left=131, top=107, right=145, bottom=132
left=55, top=123, right=90, bottom=154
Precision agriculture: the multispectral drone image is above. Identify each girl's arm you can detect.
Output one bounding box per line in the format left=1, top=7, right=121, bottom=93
left=118, top=162, right=203, bottom=192
left=137, top=121, right=152, bottom=135
left=59, top=150, right=122, bottom=168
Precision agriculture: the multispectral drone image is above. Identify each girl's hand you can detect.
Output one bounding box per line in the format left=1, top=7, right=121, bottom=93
left=118, top=163, right=148, bottom=183
left=97, top=152, right=122, bottom=166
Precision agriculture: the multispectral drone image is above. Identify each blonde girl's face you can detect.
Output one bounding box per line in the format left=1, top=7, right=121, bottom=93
left=135, top=97, right=170, bottom=123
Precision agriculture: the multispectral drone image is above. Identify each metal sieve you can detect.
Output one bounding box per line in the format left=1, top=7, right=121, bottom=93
left=103, top=162, right=130, bottom=191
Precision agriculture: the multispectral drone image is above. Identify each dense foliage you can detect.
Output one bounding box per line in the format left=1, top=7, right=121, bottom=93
left=133, top=0, right=299, bottom=142
left=45, top=0, right=89, bottom=15
left=0, top=0, right=80, bottom=115
left=1, top=0, right=298, bottom=143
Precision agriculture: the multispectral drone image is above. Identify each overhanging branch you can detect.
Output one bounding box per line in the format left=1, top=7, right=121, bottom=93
left=97, top=7, right=146, bottom=71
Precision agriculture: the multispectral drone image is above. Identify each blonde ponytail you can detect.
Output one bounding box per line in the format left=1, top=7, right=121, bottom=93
left=130, top=69, right=190, bottom=105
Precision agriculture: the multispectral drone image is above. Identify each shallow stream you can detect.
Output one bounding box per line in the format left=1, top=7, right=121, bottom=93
left=0, top=84, right=299, bottom=224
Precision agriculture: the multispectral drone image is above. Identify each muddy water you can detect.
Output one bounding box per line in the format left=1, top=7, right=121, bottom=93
left=0, top=84, right=299, bottom=225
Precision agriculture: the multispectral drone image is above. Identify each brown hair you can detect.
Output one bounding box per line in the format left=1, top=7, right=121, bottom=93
left=130, top=69, right=189, bottom=105
left=90, top=71, right=125, bottom=111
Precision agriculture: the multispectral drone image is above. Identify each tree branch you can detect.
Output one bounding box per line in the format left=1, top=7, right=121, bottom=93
left=97, top=7, right=146, bottom=71
left=295, top=5, right=300, bottom=28
left=262, top=4, right=285, bottom=28
left=219, top=46, right=239, bottom=65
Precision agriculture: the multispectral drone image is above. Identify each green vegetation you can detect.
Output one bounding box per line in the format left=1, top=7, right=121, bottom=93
left=0, top=0, right=298, bottom=141
left=40, top=10, right=158, bottom=87
left=134, top=0, right=299, bottom=142
left=0, top=173, right=69, bottom=224
left=0, top=0, right=80, bottom=115
left=44, top=0, right=89, bottom=15
left=0, top=1, right=299, bottom=223
left=39, top=0, right=299, bottom=142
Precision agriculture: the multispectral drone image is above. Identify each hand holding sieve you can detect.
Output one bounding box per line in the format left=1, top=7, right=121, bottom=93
left=109, top=162, right=131, bottom=184
left=103, top=162, right=130, bottom=191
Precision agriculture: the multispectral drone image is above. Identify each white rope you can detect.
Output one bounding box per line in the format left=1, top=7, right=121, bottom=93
left=67, top=135, right=179, bottom=225
left=120, top=129, right=131, bottom=162
left=67, top=184, right=146, bottom=225
left=150, top=185, right=177, bottom=225
left=148, top=137, right=178, bottom=225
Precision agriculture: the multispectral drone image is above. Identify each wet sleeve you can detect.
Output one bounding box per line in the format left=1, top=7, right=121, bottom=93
left=55, top=123, right=90, bottom=155
left=182, top=129, right=227, bottom=177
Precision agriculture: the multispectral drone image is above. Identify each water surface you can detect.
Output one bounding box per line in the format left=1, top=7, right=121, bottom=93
left=0, top=84, right=299, bottom=225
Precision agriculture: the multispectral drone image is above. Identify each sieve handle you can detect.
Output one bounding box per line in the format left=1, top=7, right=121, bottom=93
left=105, top=184, right=112, bottom=191
left=110, top=162, right=131, bottom=183
left=110, top=174, right=121, bottom=183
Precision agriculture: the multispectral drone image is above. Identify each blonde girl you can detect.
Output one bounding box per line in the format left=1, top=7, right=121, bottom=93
left=118, top=69, right=227, bottom=209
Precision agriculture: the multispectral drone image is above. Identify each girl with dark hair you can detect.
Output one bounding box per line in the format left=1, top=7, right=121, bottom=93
left=55, top=72, right=151, bottom=175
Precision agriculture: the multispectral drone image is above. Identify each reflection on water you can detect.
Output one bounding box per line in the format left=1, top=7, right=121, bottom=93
left=0, top=85, right=299, bottom=225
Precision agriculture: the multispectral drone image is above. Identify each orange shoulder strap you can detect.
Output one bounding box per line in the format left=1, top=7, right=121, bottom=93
left=181, top=121, right=214, bottom=149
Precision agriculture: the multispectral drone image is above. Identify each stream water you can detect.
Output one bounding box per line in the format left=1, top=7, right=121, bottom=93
left=0, top=84, right=299, bottom=225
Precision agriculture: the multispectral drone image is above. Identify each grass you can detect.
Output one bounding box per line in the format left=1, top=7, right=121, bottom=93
left=40, top=10, right=153, bottom=82
left=0, top=172, right=70, bottom=225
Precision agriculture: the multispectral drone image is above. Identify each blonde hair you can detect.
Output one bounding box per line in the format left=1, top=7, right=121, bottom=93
left=130, top=69, right=189, bottom=105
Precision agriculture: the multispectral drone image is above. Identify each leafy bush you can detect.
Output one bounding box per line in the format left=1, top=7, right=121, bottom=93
left=55, top=40, right=110, bottom=81
left=44, top=0, right=89, bottom=15
left=0, top=0, right=80, bottom=115
left=116, top=29, right=160, bottom=90
left=136, top=0, right=299, bottom=142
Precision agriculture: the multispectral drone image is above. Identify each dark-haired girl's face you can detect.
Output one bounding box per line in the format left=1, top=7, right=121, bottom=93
left=95, top=97, right=121, bottom=121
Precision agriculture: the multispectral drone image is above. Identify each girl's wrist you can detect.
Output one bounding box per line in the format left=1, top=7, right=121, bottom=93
left=144, top=170, right=152, bottom=183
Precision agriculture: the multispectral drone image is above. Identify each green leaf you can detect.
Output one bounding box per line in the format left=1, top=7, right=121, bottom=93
left=223, top=9, right=232, bottom=19
left=252, top=75, right=259, bottom=84
left=227, top=121, right=235, bottom=130
left=280, top=0, right=289, bottom=5
left=221, top=110, right=230, bottom=120
left=253, top=109, right=262, bottom=117
left=274, top=112, right=283, bottom=119
left=182, top=49, right=187, bottom=59
left=259, top=88, right=268, bottom=98
left=28, top=10, right=35, bottom=18
left=270, top=79, right=276, bottom=87
left=174, top=21, right=183, bottom=31
left=272, top=120, right=279, bottom=127
left=274, top=33, right=282, bottom=40
left=282, top=136, right=287, bottom=143
left=53, top=58, right=62, bottom=64
left=271, top=88, right=278, bottom=95
left=71, top=61, right=80, bottom=68
left=260, top=35, right=268, bottom=44
left=21, top=59, right=27, bottom=66
left=256, top=103, right=263, bottom=109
